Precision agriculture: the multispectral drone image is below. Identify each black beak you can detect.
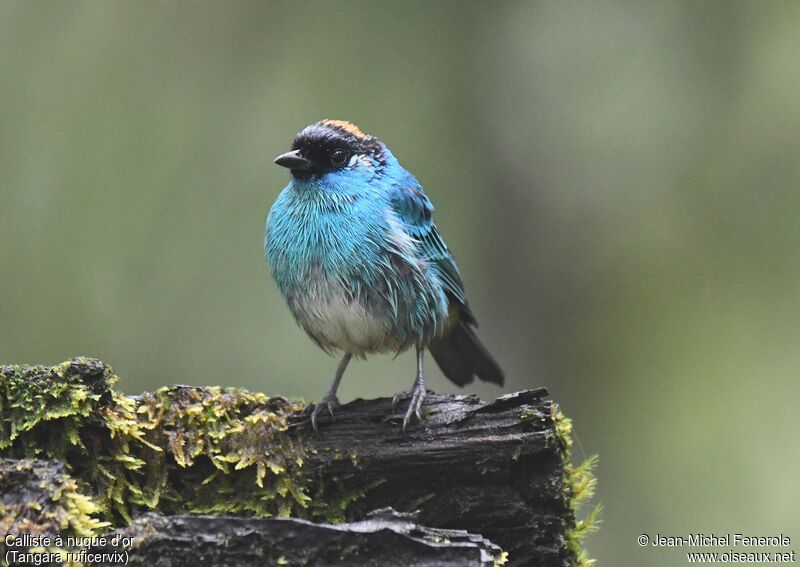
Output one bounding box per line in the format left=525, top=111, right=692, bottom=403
left=274, top=150, right=311, bottom=170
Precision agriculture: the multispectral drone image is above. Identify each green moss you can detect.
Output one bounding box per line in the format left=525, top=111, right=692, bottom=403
left=0, top=359, right=110, bottom=458
left=309, top=477, right=386, bottom=525
left=0, top=459, right=109, bottom=539
left=566, top=503, right=602, bottom=567
left=0, top=359, right=322, bottom=535
left=2, top=358, right=583, bottom=564
left=136, top=385, right=310, bottom=518
left=550, top=403, right=601, bottom=567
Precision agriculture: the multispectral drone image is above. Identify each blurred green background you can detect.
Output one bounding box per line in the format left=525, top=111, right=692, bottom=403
left=2, top=1, right=798, bottom=564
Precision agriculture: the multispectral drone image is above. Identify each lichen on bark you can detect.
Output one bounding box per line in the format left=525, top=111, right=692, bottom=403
left=0, top=358, right=314, bottom=526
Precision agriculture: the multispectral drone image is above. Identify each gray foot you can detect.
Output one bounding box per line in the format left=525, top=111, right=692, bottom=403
left=401, top=376, right=426, bottom=432
left=310, top=394, right=340, bottom=433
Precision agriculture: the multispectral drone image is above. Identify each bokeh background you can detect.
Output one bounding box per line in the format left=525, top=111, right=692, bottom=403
left=2, top=1, right=798, bottom=564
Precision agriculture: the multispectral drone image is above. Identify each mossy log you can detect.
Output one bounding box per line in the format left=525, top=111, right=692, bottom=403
left=0, top=358, right=597, bottom=566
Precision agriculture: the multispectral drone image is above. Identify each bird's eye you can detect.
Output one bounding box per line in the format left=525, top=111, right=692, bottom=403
left=330, top=149, right=348, bottom=166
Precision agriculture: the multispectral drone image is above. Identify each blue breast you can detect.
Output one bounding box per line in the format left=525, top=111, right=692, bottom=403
left=265, top=171, right=449, bottom=354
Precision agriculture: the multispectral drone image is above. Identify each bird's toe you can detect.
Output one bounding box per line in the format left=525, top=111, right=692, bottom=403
left=392, top=390, right=410, bottom=410
left=326, top=397, right=340, bottom=417
left=310, top=395, right=340, bottom=433
left=401, top=383, right=426, bottom=433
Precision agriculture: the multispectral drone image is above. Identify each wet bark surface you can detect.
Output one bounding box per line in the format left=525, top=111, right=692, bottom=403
left=0, top=359, right=576, bottom=566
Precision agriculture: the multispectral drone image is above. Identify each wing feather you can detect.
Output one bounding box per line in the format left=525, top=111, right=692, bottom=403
left=388, top=179, right=471, bottom=316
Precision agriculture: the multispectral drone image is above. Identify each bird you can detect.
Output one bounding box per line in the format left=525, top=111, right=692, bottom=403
left=265, top=120, right=504, bottom=432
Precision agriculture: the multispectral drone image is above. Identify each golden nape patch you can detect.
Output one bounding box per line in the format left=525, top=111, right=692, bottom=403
left=321, top=119, right=368, bottom=139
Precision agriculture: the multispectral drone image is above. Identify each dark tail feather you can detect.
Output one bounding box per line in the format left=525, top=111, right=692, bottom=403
left=429, top=320, right=504, bottom=387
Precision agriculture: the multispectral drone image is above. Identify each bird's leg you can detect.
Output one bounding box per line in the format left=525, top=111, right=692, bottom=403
left=400, top=347, right=427, bottom=432
left=311, top=352, right=352, bottom=433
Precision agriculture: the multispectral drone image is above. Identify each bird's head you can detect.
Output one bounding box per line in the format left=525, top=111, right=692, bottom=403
left=274, top=120, right=386, bottom=182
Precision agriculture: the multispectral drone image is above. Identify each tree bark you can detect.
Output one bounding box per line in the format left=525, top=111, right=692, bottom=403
left=0, top=359, right=590, bottom=566
left=90, top=508, right=505, bottom=566
left=295, top=389, right=573, bottom=566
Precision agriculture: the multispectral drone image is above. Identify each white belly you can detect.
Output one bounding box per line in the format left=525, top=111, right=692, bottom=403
left=293, top=278, right=396, bottom=355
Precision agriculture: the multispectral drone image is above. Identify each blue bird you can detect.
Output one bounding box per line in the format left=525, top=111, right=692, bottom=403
left=265, top=120, right=504, bottom=431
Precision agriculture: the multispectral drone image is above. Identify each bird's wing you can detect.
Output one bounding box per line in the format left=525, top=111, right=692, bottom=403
left=388, top=181, right=474, bottom=320
left=389, top=179, right=504, bottom=386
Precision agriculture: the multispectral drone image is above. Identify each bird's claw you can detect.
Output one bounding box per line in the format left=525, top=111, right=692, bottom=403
left=391, top=390, right=409, bottom=411
left=310, top=394, right=340, bottom=433
left=401, top=378, right=426, bottom=433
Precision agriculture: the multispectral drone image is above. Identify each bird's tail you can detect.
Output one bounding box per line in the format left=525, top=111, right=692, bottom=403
left=429, top=316, right=504, bottom=387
